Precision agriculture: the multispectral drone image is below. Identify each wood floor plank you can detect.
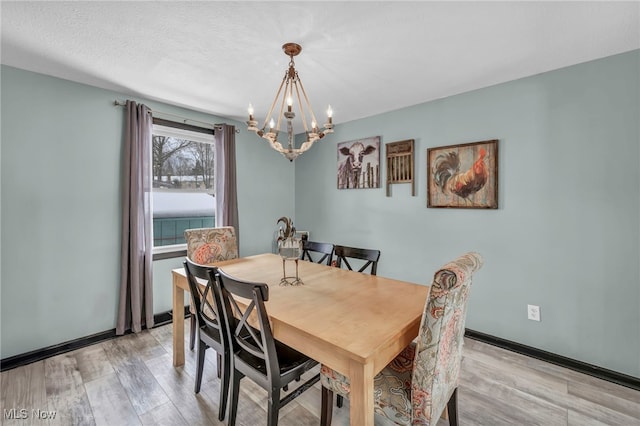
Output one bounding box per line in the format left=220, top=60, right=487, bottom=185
left=464, top=338, right=573, bottom=383
left=279, top=402, right=320, bottom=426
left=127, top=331, right=168, bottom=362
left=564, top=390, right=640, bottom=425
left=149, top=317, right=190, bottom=354
left=148, top=322, right=174, bottom=349
left=102, top=336, right=169, bottom=415
left=458, top=372, right=568, bottom=425
left=525, top=356, right=640, bottom=403
left=73, top=344, right=114, bottom=383
left=144, top=353, right=221, bottom=425
left=84, top=373, right=140, bottom=426
left=464, top=337, right=578, bottom=382
left=44, top=353, right=95, bottom=426
left=467, top=337, right=640, bottom=407
left=458, top=384, right=567, bottom=426
left=461, top=355, right=568, bottom=404
left=568, top=409, right=618, bottom=426
left=139, top=401, right=188, bottom=426
left=1, top=361, right=48, bottom=426
left=462, top=340, right=640, bottom=424
left=568, top=380, right=640, bottom=420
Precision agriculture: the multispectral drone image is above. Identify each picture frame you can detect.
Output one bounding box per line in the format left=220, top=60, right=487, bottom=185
left=337, top=136, right=381, bottom=189
left=386, top=139, right=415, bottom=197
left=427, top=139, right=498, bottom=209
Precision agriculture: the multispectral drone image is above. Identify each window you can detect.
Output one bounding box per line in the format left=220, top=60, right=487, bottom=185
left=152, top=119, right=215, bottom=248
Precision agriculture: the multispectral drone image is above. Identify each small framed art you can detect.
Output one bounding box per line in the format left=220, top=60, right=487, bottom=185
left=337, top=136, right=381, bottom=189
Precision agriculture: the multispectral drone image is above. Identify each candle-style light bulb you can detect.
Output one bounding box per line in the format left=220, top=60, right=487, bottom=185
left=311, top=120, right=317, bottom=131
left=269, top=118, right=275, bottom=130
left=248, top=104, right=254, bottom=115
left=287, top=96, right=293, bottom=112
left=326, top=105, right=333, bottom=125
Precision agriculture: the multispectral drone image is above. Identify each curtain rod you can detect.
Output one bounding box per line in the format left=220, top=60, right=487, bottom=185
left=113, top=100, right=239, bottom=132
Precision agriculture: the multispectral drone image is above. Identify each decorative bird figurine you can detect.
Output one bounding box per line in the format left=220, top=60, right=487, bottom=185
left=275, top=216, right=302, bottom=285
left=276, top=217, right=296, bottom=241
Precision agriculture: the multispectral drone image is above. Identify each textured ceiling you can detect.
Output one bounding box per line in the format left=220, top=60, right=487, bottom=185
left=2, top=1, right=639, bottom=127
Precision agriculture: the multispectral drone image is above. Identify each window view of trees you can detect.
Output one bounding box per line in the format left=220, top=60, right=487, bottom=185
left=152, top=135, right=214, bottom=190
left=152, top=130, right=216, bottom=247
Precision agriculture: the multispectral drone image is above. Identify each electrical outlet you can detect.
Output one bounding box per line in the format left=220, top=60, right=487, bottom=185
left=527, top=304, right=541, bottom=322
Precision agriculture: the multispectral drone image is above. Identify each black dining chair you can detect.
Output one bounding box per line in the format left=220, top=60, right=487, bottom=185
left=183, top=258, right=230, bottom=422
left=333, top=244, right=381, bottom=275
left=215, top=268, right=320, bottom=426
left=301, top=240, right=334, bottom=266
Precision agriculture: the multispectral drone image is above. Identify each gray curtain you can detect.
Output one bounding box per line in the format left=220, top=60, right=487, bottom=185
left=117, top=100, right=154, bottom=335
left=214, top=124, right=239, bottom=249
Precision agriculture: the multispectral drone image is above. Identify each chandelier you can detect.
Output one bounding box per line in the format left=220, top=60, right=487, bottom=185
left=247, top=43, right=333, bottom=161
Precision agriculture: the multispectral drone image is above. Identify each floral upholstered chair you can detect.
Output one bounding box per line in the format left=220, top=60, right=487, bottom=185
left=184, top=226, right=239, bottom=350
left=185, top=226, right=238, bottom=265
left=320, top=252, right=483, bottom=426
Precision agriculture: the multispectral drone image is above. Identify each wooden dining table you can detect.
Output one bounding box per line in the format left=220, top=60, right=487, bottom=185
left=172, top=253, right=429, bottom=426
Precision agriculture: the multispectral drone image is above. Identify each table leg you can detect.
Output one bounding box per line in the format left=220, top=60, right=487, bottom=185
left=349, top=359, right=375, bottom=426
left=172, top=275, right=185, bottom=367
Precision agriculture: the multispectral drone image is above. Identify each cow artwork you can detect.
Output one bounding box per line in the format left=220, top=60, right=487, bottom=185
left=337, top=136, right=381, bottom=189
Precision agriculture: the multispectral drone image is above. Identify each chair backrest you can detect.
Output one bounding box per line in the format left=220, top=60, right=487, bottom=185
left=184, top=227, right=238, bottom=265
left=183, top=258, right=225, bottom=339
left=301, top=241, right=334, bottom=266
left=410, top=252, right=483, bottom=423
left=333, top=245, right=381, bottom=275
left=215, top=268, right=281, bottom=384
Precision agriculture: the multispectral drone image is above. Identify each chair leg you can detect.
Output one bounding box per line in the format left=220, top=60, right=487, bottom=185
left=189, top=314, right=196, bottom=351
left=217, top=352, right=230, bottom=421
left=267, top=387, right=281, bottom=426
left=321, top=386, right=334, bottom=426
left=194, top=341, right=206, bottom=394
left=336, top=394, right=343, bottom=408
left=227, top=370, right=242, bottom=426
left=446, top=388, right=459, bottom=426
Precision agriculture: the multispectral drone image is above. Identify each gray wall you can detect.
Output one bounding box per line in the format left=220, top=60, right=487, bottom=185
left=0, top=66, right=295, bottom=359
left=294, top=50, right=640, bottom=377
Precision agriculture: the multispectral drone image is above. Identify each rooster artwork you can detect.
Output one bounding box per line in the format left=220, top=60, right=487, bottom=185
left=428, top=140, right=498, bottom=208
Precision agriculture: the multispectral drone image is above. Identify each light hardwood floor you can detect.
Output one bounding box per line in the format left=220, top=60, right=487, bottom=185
left=1, top=322, right=638, bottom=425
